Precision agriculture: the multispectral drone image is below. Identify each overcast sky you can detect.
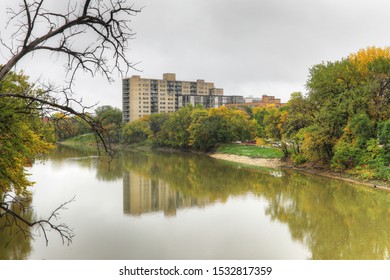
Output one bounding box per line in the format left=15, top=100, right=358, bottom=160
left=1, top=0, right=390, bottom=109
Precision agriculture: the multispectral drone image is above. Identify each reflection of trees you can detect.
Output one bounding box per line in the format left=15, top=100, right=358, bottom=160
left=262, top=173, right=390, bottom=259
left=50, top=145, right=124, bottom=181
left=51, top=145, right=98, bottom=160
left=121, top=150, right=275, bottom=216
left=0, top=196, right=32, bottom=260
left=52, top=146, right=390, bottom=259
left=121, top=150, right=278, bottom=201
left=121, top=150, right=390, bottom=259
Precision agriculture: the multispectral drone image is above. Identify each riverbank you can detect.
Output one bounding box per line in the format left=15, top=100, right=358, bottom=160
left=209, top=153, right=283, bottom=169
left=59, top=137, right=389, bottom=190
left=209, top=152, right=390, bottom=191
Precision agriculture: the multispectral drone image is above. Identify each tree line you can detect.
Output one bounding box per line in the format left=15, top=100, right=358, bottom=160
left=120, top=46, right=390, bottom=180
left=2, top=45, right=389, bottom=244
left=19, top=46, right=389, bottom=181
left=54, top=47, right=390, bottom=181
left=1, top=43, right=389, bottom=245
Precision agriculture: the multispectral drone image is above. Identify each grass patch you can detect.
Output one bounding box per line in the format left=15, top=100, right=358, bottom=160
left=60, top=133, right=98, bottom=150
left=216, top=143, right=284, bottom=159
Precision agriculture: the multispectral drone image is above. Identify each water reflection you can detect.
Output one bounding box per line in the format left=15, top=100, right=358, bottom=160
left=3, top=145, right=390, bottom=259
left=0, top=199, right=33, bottom=260
left=118, top=149, right=390, bottom=259
left=123, top=172, right=212, bottom=216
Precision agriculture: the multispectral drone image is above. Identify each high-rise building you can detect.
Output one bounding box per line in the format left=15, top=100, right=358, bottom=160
left=122, top=73, right=243, bottom=122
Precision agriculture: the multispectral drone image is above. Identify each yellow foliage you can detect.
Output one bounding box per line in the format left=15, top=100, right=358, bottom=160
left=252, top=106, right=266, bottom=115
left=265, top=104, right=276, bottom=110
left=255, top=137, right=266, bottom=146
left=348, top=46, right=390, bottom=73
left=0, top=71, right=55, bottom=196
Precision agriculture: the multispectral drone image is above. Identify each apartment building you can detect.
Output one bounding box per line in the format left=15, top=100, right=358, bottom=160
left=122, top=73, right=243, bottom=122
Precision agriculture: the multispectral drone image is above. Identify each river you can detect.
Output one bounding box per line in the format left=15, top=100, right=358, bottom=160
left=1, top=145, right=390, bottom=260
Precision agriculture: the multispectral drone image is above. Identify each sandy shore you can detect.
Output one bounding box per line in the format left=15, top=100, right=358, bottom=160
left=209, top=153, right=284, bottom=169
left=209, top=153, right=390, bottom=190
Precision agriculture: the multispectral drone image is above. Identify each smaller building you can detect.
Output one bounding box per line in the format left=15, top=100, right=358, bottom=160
left=244, top=95, right=262, bottom=103
left=225, top=95, right=285, bottom=109
left=178, top=95, right=244, bottom=109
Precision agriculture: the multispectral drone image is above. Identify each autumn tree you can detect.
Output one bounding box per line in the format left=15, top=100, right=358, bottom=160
left=262, top=105, right=290, bottom=157
left=0, top=71, right=75, bottom=245
left=122, top=117, right=151, bottom=144
left=348, top=47, right=390, bottom=123
left=0, top=0, right=140, bottom=244
left=283, top=92, right=313, bottom=156
left=284, top=46, right=390, bottom=178
left=0, top=72, right=55, bottom=197
left=156, top=105, right=194, bottom=149
left=252, top=106, right=269, bottom=138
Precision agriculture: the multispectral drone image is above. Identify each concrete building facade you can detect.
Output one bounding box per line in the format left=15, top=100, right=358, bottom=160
left=122, top=73, right=243, bottom=122
left=244, top=95, right=262, bottom=103
left=225, top=95, right=285, bottom=109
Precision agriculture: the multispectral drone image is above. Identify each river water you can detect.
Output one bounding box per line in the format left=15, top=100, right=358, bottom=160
left=1, top=145, right=390, bottom=260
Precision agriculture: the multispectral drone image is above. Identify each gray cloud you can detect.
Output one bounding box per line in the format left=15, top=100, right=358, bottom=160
left=1, top=0, right=390, bottom=108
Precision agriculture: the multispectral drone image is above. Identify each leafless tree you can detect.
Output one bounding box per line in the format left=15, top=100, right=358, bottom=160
left=1, top=0, right=141, bottom=154
left=0, top=194, right=75, bottom=246
left=0, top=0, right=140, bottom=82
left=0, top=0, right=141, bottom=245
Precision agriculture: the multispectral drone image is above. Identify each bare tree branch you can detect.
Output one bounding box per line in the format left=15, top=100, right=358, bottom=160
left=0, top=194, right=75, bottom=246
left=0, top=0, right=141, bottom=83
left=0, top=0, right=140, bottom=245
left=0, top=0, right=141, bottom=155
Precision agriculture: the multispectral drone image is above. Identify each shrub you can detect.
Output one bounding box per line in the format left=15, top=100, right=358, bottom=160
left=332, top=141, right=362, bottom=170
left=122, top=119, right=150, bottom=144
left=291, top=154, right=307, bottom=165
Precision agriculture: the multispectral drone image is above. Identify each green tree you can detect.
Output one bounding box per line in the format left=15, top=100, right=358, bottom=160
left=122, top=118, right=151, bottom=144
left=291, top=46, right=390, bottom=177
left=252, top=106, right=269, bottom=137
left=305, top=59, right=359, bottom=161
left=156, top=105, right=194, bottom=149
left=95, top=106, right=123, bottom=126
left=51, top=113, right=93, bottom=141
left=284, top=92, right=313, bottom=156
left=189, top=107, right=255, bottom=151
left=0, top=72, right=54, bottom=196
left=349, top=113, right=375, bottom=148
left=148, top=113, right=170, bottom=136
left=0, top=72, right=75, bottom=245
left=95, top=106, right=123, bottom=143
left=378, top=120, right=390, bottom=165
left=262, top=106, right=290, bottom=157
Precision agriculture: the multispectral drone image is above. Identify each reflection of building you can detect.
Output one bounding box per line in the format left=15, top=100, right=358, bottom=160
left=122, top=73, right=243, bottom=122
left=123, top=172, right=210, bottom=216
